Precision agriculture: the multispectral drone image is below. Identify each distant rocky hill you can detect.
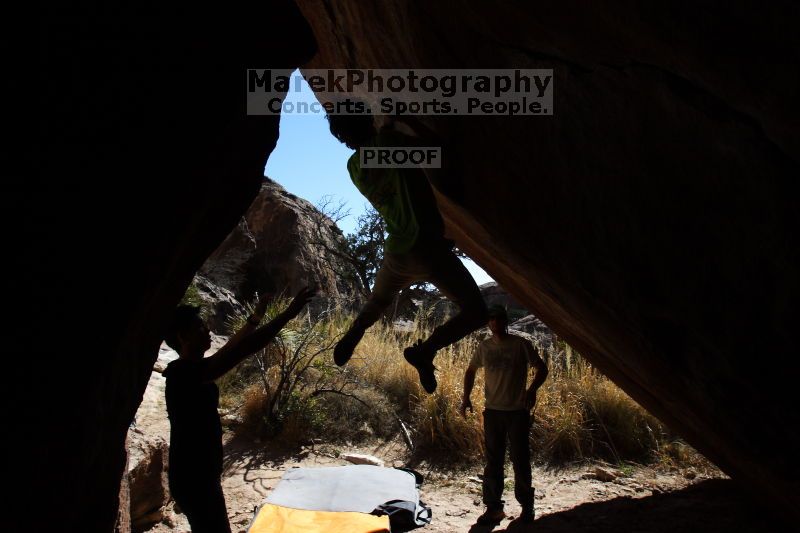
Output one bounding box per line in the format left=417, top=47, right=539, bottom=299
left=195, top=178, right=358, bottom=328
left=427, top=280, right=557, bottom=352
left=475, top=282, right=559, bottom=352
left=477, top=281, right=527, bottom=322
left=192, top=180, right=556, bottom=351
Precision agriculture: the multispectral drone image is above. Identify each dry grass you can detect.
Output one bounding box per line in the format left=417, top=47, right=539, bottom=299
left=219, top=306, right=711, bottom=470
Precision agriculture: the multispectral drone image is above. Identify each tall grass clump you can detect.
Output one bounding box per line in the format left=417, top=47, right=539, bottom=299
left=217, top=299, right=705, bottom=468
left=533, top=355, right=666, bottom=464
left=217, top=298, right=395, bottom=445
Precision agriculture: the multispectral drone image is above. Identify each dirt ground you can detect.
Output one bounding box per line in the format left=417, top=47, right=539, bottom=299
left=147, top=435, right=786, bottom=533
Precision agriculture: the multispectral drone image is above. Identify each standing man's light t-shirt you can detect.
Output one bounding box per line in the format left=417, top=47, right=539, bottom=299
left=469, top=334, right=540, bottom=411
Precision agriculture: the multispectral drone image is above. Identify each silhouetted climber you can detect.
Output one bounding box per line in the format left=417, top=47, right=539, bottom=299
left=327, top=110, right=488, bottom=393
left=460, top=305, right=549, bottom=526
left=163, top=287, right=315, bottom=533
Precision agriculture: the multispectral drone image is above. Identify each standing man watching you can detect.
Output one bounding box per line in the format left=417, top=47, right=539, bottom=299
left=460, top=305, right=549, bottom=525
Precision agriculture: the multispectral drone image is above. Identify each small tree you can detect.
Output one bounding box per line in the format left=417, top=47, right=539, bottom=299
left=307, top=196, right=472, bottom=319
left=305, top=197, right=384, bottom=299
left=343, top=206, right=385, bottom=295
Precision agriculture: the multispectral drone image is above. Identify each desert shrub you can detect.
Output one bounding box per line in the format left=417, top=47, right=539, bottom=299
left=219, top=298, right=339, bottom=437
left=533, top=359, right=665, bottom=464
left=217, top=301, right=706, bottom=468
left=179, top=280, right=207, bottom=315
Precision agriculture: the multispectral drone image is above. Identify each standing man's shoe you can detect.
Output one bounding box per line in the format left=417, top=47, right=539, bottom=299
left=520, top=488, right=535, bottom=523
left=519, top=505, right=535, bottom=523
left=476, top=507, right=506, bottom=526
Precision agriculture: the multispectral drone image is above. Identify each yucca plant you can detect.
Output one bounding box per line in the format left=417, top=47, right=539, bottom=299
left=221, top=297, right=345, bottom=436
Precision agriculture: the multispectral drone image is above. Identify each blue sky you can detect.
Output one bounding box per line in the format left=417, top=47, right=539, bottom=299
left=264, top=70, right=493, bottom=285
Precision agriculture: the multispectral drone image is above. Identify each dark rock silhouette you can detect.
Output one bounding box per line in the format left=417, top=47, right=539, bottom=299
left=20, top=2, right=317, bottom=531
left=296, top=0, right=800, bottom=517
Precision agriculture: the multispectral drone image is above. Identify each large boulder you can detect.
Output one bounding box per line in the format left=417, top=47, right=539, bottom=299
left=509, top=314, right=558, bottom=354
left=295, top=0, right=800, bottom=516
left=191, top=275, right=246, bottom=334
left=433, top=280, right=531, bottom=327
left=478, top=282, right=529, bottom=324
left=200, top=178, right=358, bottom=305
left=20, top=2, right=318, bottom=530
left=126, top=432, right=169, bottom=531
left=479, top=282, right=527, bottom=320
left=124, top=371, right=171, bottom=531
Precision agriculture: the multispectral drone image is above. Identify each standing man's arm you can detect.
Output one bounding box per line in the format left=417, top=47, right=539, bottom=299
left=461, top=345, right=483, bottom=417
left=460, top=366, right=477, bottom=417
left=525, top=344, right=549, bottom=410
left=202, top=287, right=315, bottom=382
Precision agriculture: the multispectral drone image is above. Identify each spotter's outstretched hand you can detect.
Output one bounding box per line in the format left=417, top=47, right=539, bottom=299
left=286, top=286, right=316, bottom=317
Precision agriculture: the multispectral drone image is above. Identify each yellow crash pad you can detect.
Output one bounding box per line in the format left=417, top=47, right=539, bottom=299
left=249, top=503, right=390, bottom=533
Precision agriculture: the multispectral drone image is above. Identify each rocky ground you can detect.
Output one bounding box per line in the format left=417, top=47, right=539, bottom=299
left=147, top=436, right=782, bottom=533
left=126, top=344, right=787, bottom=533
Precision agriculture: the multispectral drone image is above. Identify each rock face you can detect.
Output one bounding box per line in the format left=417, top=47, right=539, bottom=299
left=478, top=282, right=528, bottom=323
left=294, top=0, right=800, bottom=516
left=439, top=281, right=558, bottom=351
left=124, top=370, right=171, bottom=532
left=200, top=178, right=357, bottom=306
left=436, top=281, right=541, bottom=339
left=22, top=1, right=800, bottom=529
left=509, top=315, right=558, bottom=354
left=126, top=430, right=169, bottom=531
left=191, top=275, right=246, bottom=334
left=22, top=2, right=318, bottom=530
